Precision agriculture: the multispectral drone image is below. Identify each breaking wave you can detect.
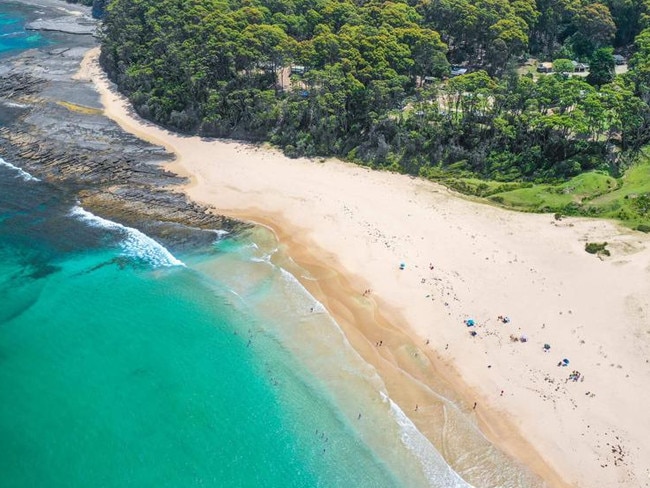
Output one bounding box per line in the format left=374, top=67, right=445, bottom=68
left=381, top=392, right=475, bottom=488
left=0, top=157, right=40, bottom=182
left=69, top=206, right=184, bottom=268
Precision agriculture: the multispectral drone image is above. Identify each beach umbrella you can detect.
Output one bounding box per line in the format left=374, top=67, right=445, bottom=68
left=543, top=344, right=551, bottom=350
left=466, top=319, right=475, bottom=327
left=562, top=358, right=570, bottom=366
left=399, top=262, right=406, bottom=270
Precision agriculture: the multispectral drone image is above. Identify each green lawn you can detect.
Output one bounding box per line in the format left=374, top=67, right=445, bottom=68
left=488, top=172, right=617, bottom=209
left=443, top=158, right=650, bottom=231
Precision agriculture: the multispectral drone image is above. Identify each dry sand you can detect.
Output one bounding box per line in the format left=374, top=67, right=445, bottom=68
left=79, top=47, right=650, bottom=487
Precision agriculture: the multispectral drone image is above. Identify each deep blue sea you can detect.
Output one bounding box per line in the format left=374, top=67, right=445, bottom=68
left=0, top=5, right=480, bottom=487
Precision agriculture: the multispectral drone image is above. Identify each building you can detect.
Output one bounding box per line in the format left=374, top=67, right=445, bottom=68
left=572, top=61, right=588, bottom=72
left=536, top=62, right=553, bottom=73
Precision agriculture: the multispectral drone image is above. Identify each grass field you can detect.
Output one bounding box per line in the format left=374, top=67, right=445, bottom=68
left=443, top=157, right=650, bottom=232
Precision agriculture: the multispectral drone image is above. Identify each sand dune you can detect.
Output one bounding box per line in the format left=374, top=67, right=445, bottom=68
left=79, top=47, right=650, bottom=488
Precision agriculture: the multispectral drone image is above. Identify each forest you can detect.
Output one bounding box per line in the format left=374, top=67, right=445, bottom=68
left=70, top=0, right=650, bottom=221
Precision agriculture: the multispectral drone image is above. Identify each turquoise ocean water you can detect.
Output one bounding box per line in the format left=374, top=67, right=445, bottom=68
left=0, top=160, right=477, bottom=487
left=0, top=161, right=476, bottom=487
left=0, top=170, right=456, bottom=487
left=0, top=7, right=478, bottom=487
left=0, top=5, right=552, bottom=486
left=0, top=6, right=49, bottom=56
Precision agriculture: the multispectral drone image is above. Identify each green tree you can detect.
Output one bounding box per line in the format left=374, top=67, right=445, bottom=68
left=629, top=29, right=650, bottom=102
left=606, top=0, right=644, bottom=46
left=487, top=17, right=529, bottom=72
left=553, top=58, right=575, bottom=73
left=97, top=0, right=650, bottom=183
left=587, top=47, right=616, bottom=86
left=571, top=3, right=616, bottom=56
left=396, top=27, right=448, bottom=80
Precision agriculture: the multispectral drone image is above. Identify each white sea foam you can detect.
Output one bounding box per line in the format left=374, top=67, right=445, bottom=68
left=381, top=392, right=475, bottom=488
left=0, top=157, right=40, bottom=182
left=276, top=263, right=471, bottom=486
left=250, top=252, right=275, bottom=264
left=234, top=246, right=472, bottom=486
left=278, top=267, right=327, bottom=313
left=69, top=206, right=184, bottom=268
left=248, top=244, right=279, bottom=265
left=207, top=228, right=229, bottom=242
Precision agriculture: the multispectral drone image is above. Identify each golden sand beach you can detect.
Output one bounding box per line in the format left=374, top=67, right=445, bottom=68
left=79, top=47, right=650, bottom=488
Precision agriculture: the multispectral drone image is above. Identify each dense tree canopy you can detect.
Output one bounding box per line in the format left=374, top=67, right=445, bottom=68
left=89, top=0, right=650, bottom=183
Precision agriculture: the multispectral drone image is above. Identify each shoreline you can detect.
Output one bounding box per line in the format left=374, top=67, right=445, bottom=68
left=80, top=46, right=650, bottom=487
left=241, top=212, right=567, bottom=487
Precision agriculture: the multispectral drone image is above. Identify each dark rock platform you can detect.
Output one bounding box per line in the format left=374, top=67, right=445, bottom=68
left=1, top=0, right=247, bottom=251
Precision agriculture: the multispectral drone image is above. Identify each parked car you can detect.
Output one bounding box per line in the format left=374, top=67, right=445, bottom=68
left=450, top=66, right=468, bottom=76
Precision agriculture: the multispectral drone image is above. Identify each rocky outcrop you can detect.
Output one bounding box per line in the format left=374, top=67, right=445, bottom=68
left=0, top=19, right=247, bottom=249
left=0, top=73, right=44, bottom=97
left=26, top=16, right=97, bottom=36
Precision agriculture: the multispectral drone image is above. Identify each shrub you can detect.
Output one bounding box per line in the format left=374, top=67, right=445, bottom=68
left=617, top=207, right=635, bottom=220
left=284, top=145, right=298, bottom=158
left=636, top=224, right=650, bottom=233
left=490, top=195, right=505, bottom=204
left=585, top=242, right=610, bottom=255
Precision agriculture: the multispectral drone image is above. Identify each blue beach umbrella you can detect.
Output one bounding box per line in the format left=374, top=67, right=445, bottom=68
left=562, top=358, right=570, bottom=366
left=466, top=319, right=475, bottom=327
